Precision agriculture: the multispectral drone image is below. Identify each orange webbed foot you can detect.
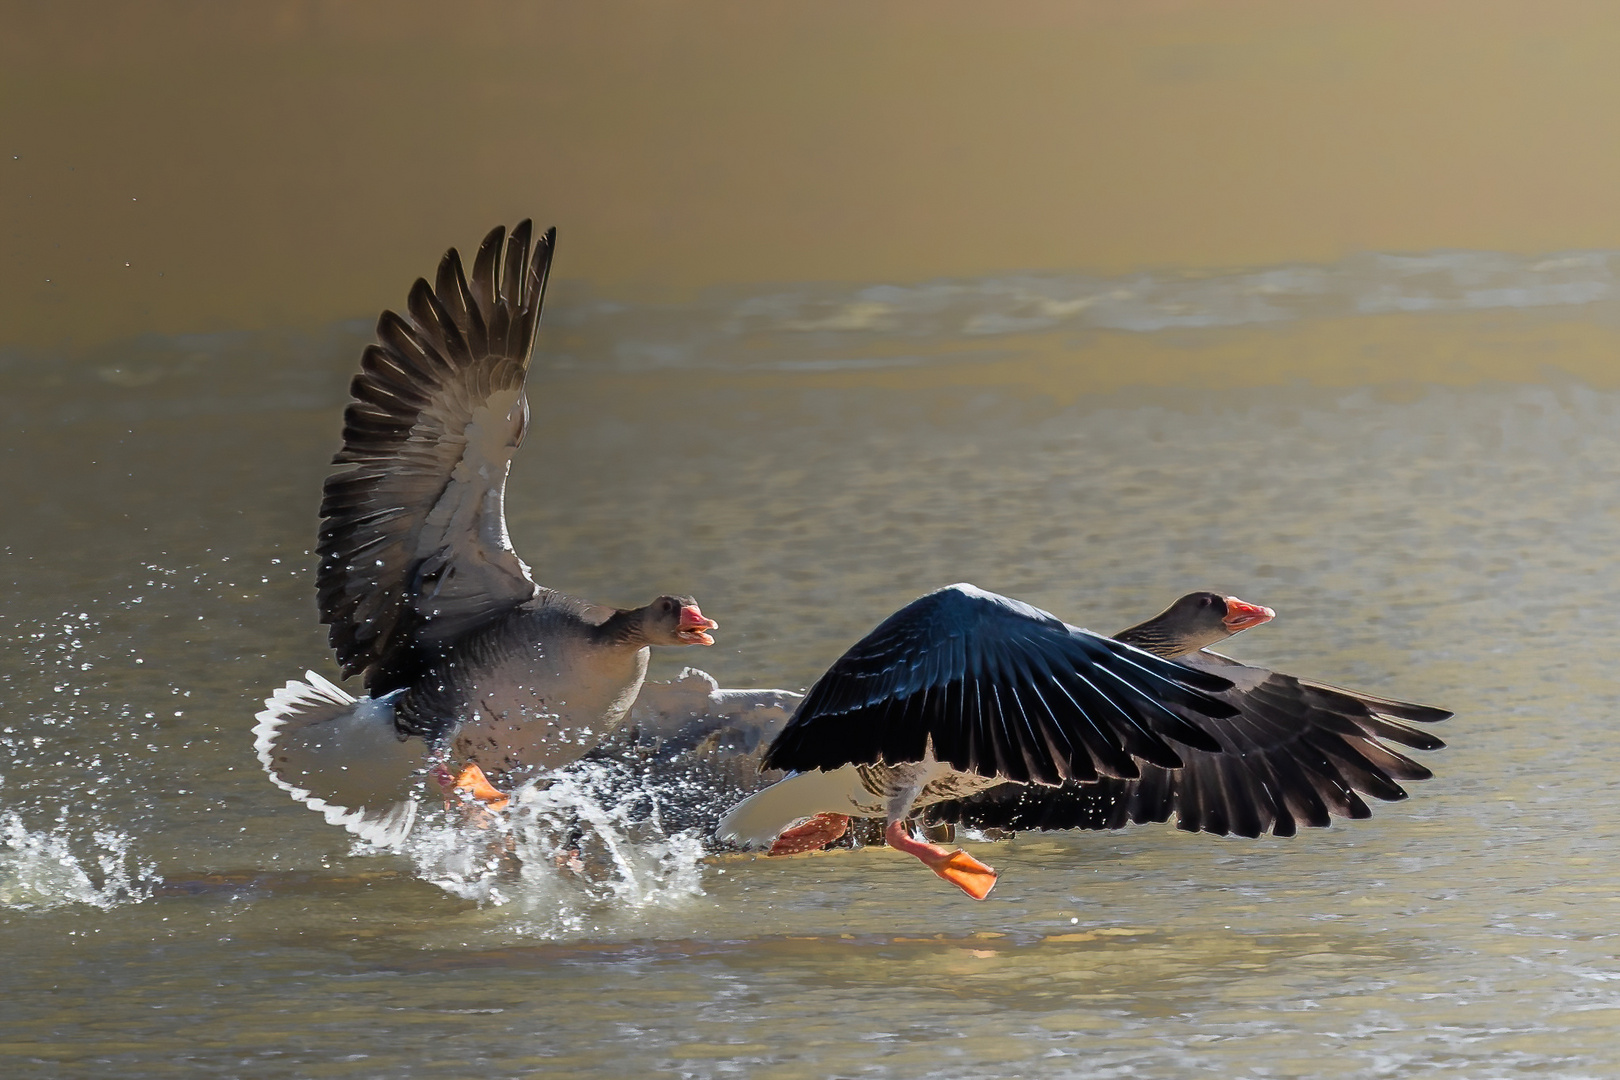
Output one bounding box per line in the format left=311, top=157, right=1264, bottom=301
left=431, top=762, right=511, bottom=825
left=452, top=764, right=510, bottom=811
left=768, top=813, right=851, bottom=856
left=927, top=849, right=998, bottom=901
left=883, top=818, right=998, bottom=900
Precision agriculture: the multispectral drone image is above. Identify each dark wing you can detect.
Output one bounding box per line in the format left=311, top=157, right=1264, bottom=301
left=927, top=650, right=1450, bottom=838
left=761, top=584, right=1240, bottom=785
left=317, top=222, right=556, bottom=682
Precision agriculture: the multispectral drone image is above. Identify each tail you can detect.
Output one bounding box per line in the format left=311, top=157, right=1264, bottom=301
left=715, top=765, right=868, bottom=848
left=253, top=672, right=428, bottom=849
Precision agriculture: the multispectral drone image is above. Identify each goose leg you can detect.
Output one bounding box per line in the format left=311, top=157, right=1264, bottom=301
left=883, top=819, right=998, bottom=900
left=430, top=762, right=511, bottom=813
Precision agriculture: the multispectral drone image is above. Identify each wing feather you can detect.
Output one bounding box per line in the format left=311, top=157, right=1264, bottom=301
left=929, top=649, right=1448, bottom=837
left=760, top=584, right=1237, bottom=783
left=316, top=223, right=557, bottom=682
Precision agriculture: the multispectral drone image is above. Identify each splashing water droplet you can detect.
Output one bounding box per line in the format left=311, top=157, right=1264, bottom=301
left=399, top=760, right=709, bottom=939
left=0, top=812, right=157, bottom=911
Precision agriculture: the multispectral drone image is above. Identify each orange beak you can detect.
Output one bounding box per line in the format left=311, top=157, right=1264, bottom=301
left=677, top=604, right=718, bottom=645
left=1222, top=597, right=1275, bottom=633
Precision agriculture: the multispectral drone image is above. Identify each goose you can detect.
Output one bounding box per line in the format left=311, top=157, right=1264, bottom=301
left=254, top=222, right=719, bottom=847
left=716, top=587, right=1448, bottom=899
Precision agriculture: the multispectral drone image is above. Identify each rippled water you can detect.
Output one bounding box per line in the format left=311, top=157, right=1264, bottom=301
left=5, top=257, right=1620, bottom=1077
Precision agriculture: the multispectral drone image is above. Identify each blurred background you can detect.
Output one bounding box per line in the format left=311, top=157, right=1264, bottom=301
left=8, top=4, right=1620, bottom=1078
left=8, top=0, right=1620, bottom=382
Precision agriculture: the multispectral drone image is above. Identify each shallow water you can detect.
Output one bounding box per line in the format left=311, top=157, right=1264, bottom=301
left=4, top=250, right=1620, bottom=1077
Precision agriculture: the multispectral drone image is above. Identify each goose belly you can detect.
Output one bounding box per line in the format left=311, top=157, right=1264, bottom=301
left=436, top=643, right=649, bottom=780
left=855, top=760, right=1003, bottom=816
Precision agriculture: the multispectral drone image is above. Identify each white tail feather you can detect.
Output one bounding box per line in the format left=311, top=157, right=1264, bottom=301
left=253, top=671, right=428, bottom=849
left=714, top=765, right=868, bottom=848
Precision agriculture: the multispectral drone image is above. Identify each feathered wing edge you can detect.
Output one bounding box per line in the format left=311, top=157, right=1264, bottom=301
left=316, top=223, right=557, bottom=682
left=926, top=657, right=1451, bottom=839
left=760, top=587, right=1239, bottom=787
left=252, top=671, right=426, bottom=848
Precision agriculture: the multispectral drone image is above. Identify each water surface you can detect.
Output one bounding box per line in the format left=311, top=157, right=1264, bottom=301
left=4, top=254, right=1620, bottom=1076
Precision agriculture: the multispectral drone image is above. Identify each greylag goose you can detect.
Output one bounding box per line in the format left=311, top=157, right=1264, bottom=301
left=717, top=588, right=1448, bottom=899
left=927, top=593, right=1449, bottom=839
left=254, top=222, right=719, bottom=847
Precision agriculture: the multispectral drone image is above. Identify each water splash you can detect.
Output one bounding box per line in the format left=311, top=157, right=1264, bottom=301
left=0, top=602, right=167, bottom=913
left=398, top=761, right=709, bottom=936
left=0, top=811, right=157, bottom=910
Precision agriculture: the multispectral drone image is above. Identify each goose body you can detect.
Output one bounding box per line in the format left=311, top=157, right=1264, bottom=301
left=399, top=595, right=659, bottom=776
left=255, top=223, right=717, bottom=846
left=719, top=760, right=998, bottom=848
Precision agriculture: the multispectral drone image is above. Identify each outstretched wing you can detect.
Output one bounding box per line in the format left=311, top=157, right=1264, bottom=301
left=761, top=584, right=1240, bottom=786
left=317, top=222, right=556, bottom=682
left=927, top=650, right=1450, bottom=837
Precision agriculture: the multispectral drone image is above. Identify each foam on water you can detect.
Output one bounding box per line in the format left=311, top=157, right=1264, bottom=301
left=0, top=811, right=157, bottom=911
left=0, top=604, right=169, bottom=912
left=397, top=761, right=710, bottom=937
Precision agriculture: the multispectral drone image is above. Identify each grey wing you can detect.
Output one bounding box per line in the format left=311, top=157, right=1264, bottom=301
left=625, top=669, right=803, bottom=763
left=317, top=222, right=556, bottom=681
left=927, top=650, right=1450, bottom=837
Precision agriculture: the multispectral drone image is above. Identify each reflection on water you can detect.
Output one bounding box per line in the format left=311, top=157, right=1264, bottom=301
left=5, top=260, right=1620, bottom=1076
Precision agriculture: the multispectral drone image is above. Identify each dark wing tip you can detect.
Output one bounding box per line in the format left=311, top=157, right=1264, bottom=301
left=1173, top=664, right=1237, bottom=694
left=1299, top=677, right=1453, bottom=726
left=530, top=225, right=556, bottom=310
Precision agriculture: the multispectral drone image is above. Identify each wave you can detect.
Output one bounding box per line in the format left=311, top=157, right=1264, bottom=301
left=4, top=249, right=1618, bottom=415
left=539, top=248, right=1620, bottom=371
